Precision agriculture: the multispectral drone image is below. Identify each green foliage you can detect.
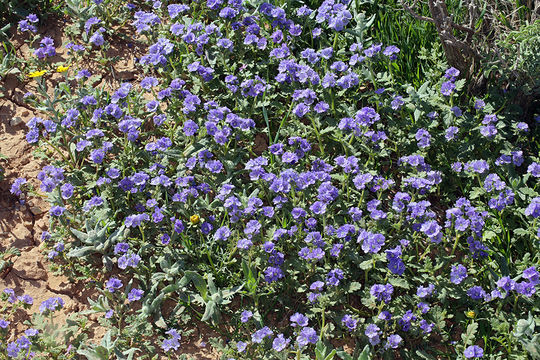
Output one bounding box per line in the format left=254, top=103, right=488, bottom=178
left=0, top=0, right=56, bottom=24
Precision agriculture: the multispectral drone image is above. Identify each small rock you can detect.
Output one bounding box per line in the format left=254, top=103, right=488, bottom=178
left=10, top=117, right=24, bottom=126
left=22, top=111, right=29, bottom=117
left=29, top=205, right=45, bottom=215
left=13, top=258, right=47, bottom=280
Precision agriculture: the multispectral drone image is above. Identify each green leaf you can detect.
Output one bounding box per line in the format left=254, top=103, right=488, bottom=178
left=336, top=351, right=353, bottom=360
left=359, top=260, right=372, bottom=270
left=67, top=246, right=100, bottom=257
left=185, top=271, right=208, bottom=301
left=201, top=300, right=217, bottom=322
left=415, top=350, right=436, bottom=359
left=347, top=281, right=362, bottom=293
left=325, top=350, right=337, bottom=360
left=357, top=344, right=371, bottom=360
left=461, top=321, right=478, bottom=346
left=389, top=277, right=410, bottom=289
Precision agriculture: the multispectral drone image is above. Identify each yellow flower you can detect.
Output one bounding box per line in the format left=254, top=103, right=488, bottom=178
left=190, top=215, right=200, bottom=225
left=27, top=70, right=47, bottom=78
left=466, top=310, right=475, bottom=318
left=56, top=65, right=70, bottom=73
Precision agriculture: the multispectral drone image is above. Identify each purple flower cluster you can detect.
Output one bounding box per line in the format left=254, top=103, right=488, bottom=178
left=34, top=37, right=56, bottom=59
left=18, top=14, right=38, bottom=33
left=316, top=0, right=352, bottom=31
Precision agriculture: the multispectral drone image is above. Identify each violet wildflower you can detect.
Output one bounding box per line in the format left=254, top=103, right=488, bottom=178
left=326, top=268, right=344, bottom=286
left=467, top=286, right=486, bottom=300
left=370, top=283, right=394, bottom=303
left=296, top=327, right=317, bottom=348
left=365, top=324, right=381, bottom=345
left=441, top=81, right=455, bottom=96
left=128, top=288, right=144, bottom=302
left=264, top=266, right=284, bottom=283
left=464, top=345, right=484, bottom=358
left=236, top=341, right=247, bottom=353
left=39, top=296, right=64, bottom=313
left=527, top=162, right=540, bottom=177
left=106, top=277, right=123, bottom=293
left=415, top=128, right=431, bottom=148
left=385, top=334, right=402, bottom=349
left=450, top=264, right=467, bottom=284
left=341, top=314, right=357, bottom=331
left=272, top=334, right=290, bottom=352
left=525, top=197, right=540, bottom=218
left=290, top=313, right=309, bottom=327
left=162, top=329, right=181, bottom=352
left=0, top=319, right=10, bottom=329
left=241, top=310, right=253, bottom=323
left=252, top=326, right=273, bottom=343
left=523, top=266, right=539, bottom=284
left=10, top=178, right=27, bottom=197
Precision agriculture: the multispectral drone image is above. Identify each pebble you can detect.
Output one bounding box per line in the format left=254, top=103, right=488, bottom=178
left=13, top=258, right=48, bottom=280
left=10, top=117, right=24, bottom=126
left=29, top=205, right=46, bottom=215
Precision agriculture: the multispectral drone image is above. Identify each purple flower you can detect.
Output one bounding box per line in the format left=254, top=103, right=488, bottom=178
left=480, top=125, right=497, bottom=138
left=251, top=326, right=273, bottom=343
left=214, top=226, right=231, bottom=241
left=128, top=288, right=144, bottom=302
left=241, top=310, right=253, bottom=323
left=236, top=341, right=247, bottom=353
left=162, top=329, right=181, bottom=352
left=467, top=286, right=486, bottom=300
left=528, top=162, right=540, bottom=177
left=365, top=323, right=381, bottom=345
left=516, top=122, right=529, bottom=132
left=10, top=178, right=27, bottom=197
left=114, top=243, right=129, bottom=255
left=441, top=81, right=455, bottom=96
left=39, top=296, right=64, bottom=313
left=370, top=283, right=393, bottom=303
left=0, top=319, right=10, bottom=329
left=444, top=67, right=460, bottom=81
left=451, top=106, right=462, bottom=117
left=106, top=277, right=123, bottom=293
left=359, top=230, right=385, bottom=254
left=450, top=264, right=467, bottom=284
left=290, top=313, right=309, bottom=327
left=237, top=238, right=253, bottom=250
left=168, top=4, right=189, bottom=18
left=296, top=327, right=317, bottom=348
left=385, top=334, right=402, bottom=349
left=50, top=205, right=66, bottom=217
left=7, top=342, right=19, bottom=357
left=244, top=220, right=261, bottom=235
left=293, top=103, right=310, bottom=118
left=118, top=253, right=141, bottom=269
left=474, top=99, right=485, bottom=109
left=272, top=334, right=290, bottom=352
left=264, top=266, right=284, bottom=283
left=445, top=126, right=459, bottom=141
left=341, top=314, right=358, bottom=331
left=523, top=266, right=539, bottom=284
left=418, top=302, right=430, bottom=314
left=525, top=197, right=540, bottom=218
left=415, top=128, right=431, bottom=148
left=464, top=345, right=484, bottom=358
left=326, top=268, right=344, bottom=286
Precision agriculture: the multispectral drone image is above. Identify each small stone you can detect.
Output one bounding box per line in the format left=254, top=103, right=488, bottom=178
left=13, top=258, right=47, bottom=280
left=22, top=111, right=29, bottom=117
left=29, top=205, right=45, bottom=215
left=10, top=117, right=24, bottom=126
